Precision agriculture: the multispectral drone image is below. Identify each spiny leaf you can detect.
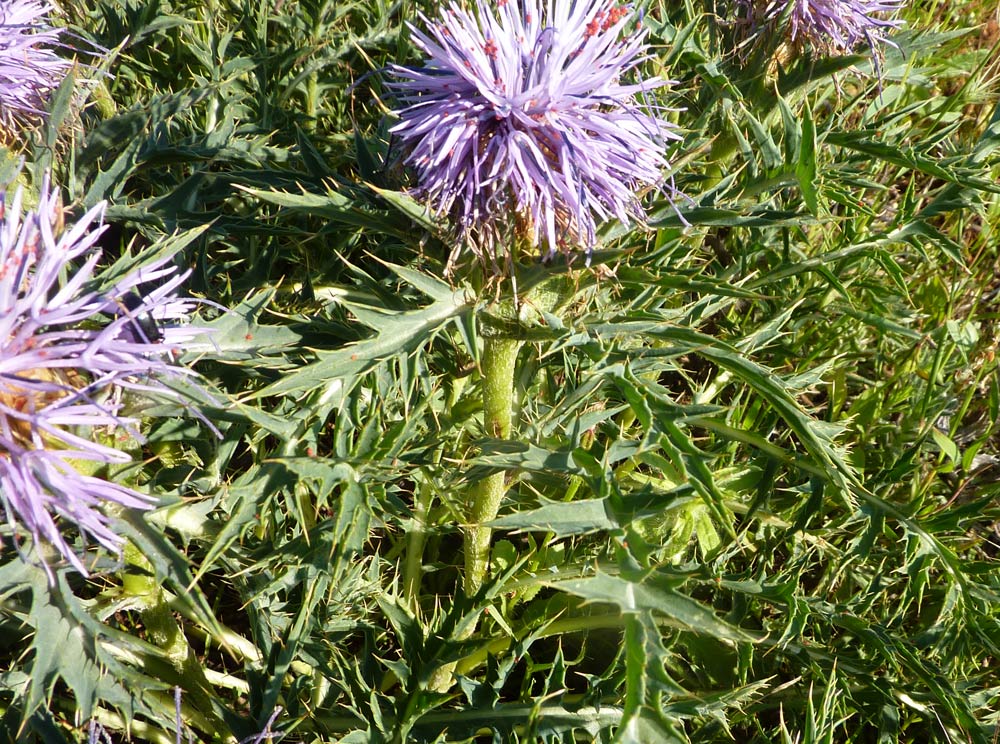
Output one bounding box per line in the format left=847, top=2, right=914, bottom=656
left=797, top=100, right=819, bottom=216
left=249, top=282, right=471, bottom=401
left=826, top=131, right=1000, bottom=195
left=551, top=571, right=753, bottom=644
left=491, top=497, right=618, bottom=534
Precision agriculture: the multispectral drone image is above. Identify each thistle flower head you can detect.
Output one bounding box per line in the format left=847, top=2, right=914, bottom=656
left=759, top=0, right=903, bottom=56
left=0, top=174, right=208, bottom=575
left=0, top=0, right=73, bottom=131
left=388, top=0, right=680, bottom=270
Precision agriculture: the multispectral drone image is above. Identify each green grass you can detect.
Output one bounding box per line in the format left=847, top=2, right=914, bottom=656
left=1, top=0, right=999, bottom=741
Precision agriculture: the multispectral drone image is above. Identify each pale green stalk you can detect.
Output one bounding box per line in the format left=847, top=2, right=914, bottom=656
left=427, top=278, right=563, bottom=693
left=121, top=542, right=228, bottom=736
left=429, top=323, right=522, bottom=693
left=462, top=277, right=566, bottom=596
left=403, top=477, right=436, bottom=606
left=464, top=334, right=521, bottom=597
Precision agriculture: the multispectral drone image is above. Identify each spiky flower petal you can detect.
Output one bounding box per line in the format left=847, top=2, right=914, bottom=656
left=762, top=0, right=902, bottom=55
left=388, top=0, right=679, bottom=269
left=0, top=0, right=73, bottom=130
left=0, top=174, right=208, bottom=575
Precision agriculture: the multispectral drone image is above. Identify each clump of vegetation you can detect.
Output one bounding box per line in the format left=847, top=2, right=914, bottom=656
left=0, top=0, right=998, bottom=741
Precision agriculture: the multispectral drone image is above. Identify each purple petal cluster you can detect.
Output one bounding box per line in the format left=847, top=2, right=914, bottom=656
left=0, top=175, right=207, bottom=575
left=388, top=0, right=679, bottom=268
left=769, top=0, right=902, bottom=55
left=0, top=0, right=73, bottom=131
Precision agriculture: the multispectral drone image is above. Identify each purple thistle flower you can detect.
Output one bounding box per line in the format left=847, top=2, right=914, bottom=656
left=760, top=0, right=902, bottom=56
left=0, top=0, right=73, bottom=131
left=388, top=0, right=679, bottom=269
left=0, top=174, right=209, bottom=576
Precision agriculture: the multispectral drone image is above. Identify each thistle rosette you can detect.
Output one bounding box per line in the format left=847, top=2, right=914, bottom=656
left=0, top=175, right=209, bottom=575
left=756, top=0, right=902, bottom=56
left=0, top=0, right=73, bottom=130
left=388, top=0, right=679, bottom=269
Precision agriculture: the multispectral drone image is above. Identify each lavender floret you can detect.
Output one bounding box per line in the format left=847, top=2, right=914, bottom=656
left=756, top=0, right=903, bottom=56
left=0, top=1, right=74, bottom=130
left=0, top=173, right=208, bottom=575
left=388, top=0, right=680, bottom=269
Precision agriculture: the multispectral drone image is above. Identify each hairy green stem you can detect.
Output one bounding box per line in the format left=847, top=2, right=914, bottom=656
left=430, top=280, right=561, bottom=690
left=464, top=335, right=521, bottom=597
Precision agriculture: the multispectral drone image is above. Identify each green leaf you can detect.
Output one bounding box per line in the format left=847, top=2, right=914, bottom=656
left=825, top=131, right=1000, bottom=195
left=26, top=571, right=103, bottom=721
left=930, top=428, right=959, bottom=464
left=368, top=184, right=443, bottom=233
left=249, top=279, right=471, bottom=401
left=742, top=108, right=782, bottom=172
left=652, top=207, right=813, bottom=229
left=237, top=183, right=408, bottom=237
left=593, top=322, right=857, bottom=495
left=797, top=100, right=819, bottom=216
left=176, top=288, right=304, bottom=367
left=886, top=220, right=965, bottom=266
left=491, top=498, right=617, bottom=534
left=552, top=571, right=753, bottom=643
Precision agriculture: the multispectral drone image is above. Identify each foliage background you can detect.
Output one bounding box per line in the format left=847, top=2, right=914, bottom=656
left=1, top=0, right=999, bottom=741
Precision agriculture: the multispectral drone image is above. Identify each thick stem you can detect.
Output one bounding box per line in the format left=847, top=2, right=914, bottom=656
left=464, top=335, right=521, bottom=597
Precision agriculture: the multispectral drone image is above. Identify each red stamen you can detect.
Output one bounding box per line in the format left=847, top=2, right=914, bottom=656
left=603, top=5, right=628, bottom=30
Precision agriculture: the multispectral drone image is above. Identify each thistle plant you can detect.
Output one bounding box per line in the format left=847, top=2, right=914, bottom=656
left=389, top=0, right=679, bottom=597
left=0, top=0, right=73, bottom=132
left=3, top=0, right=997, bottom=739
left=0, top=173, right=207, bottom=576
